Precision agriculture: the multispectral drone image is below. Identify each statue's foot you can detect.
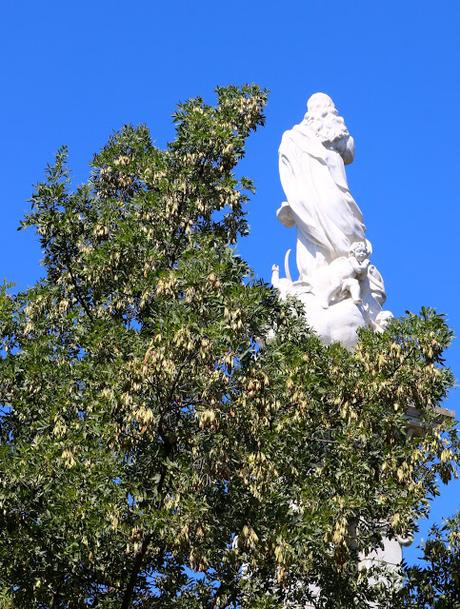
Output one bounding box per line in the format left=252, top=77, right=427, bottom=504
left=353, top=298, right=363, bottom=305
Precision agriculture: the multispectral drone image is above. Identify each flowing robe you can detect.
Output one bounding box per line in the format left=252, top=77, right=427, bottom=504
left=278, top=121, right=365, bottom=280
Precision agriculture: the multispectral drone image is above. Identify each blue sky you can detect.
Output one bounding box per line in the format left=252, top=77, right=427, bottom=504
left=1, top=0, right=459, bottom=563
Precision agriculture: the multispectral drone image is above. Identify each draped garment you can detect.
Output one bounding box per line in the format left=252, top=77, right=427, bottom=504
left=278, top=122, right=365, bottom=279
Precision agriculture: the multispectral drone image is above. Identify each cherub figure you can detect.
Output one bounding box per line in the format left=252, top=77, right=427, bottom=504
left=307, top=240, right=370, bottom=309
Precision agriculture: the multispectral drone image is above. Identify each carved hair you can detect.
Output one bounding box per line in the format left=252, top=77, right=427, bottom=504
left=304, top=93, right=350, bottom=148
left=349, top=241, right=370, bottom=258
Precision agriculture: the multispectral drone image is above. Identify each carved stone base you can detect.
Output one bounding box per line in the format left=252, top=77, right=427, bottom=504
left=296, top=291, right=367, bottom=349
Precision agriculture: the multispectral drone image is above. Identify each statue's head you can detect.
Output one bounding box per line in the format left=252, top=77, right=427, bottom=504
left=349, top=241, right=369, bottom=263
left=304, top=92, right=355, bottom=164
left=306, top=92, right=336, bottom=116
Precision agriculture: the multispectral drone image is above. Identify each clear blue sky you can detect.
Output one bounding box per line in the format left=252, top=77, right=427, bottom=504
left=1, top=0, right=459, bottom=563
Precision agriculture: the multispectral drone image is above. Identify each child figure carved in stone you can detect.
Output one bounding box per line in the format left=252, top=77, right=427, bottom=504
left=307, top=241, right=370, bottom=309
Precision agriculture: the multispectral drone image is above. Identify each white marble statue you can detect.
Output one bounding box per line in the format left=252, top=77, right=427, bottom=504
left=273, top=93, right=392, bottom=349
left=304, top=240, right=370, bottom=309
left=272, top=95, right=401, bottom=604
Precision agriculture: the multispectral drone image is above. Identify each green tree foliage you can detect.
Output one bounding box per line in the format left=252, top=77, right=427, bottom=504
left=0, top=85, right=458, bottom=608
left=396, top=514, right=460, bottom=608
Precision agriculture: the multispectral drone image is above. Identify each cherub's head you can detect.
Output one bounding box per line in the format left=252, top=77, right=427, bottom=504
left=349, top=241, right=369, bottom=263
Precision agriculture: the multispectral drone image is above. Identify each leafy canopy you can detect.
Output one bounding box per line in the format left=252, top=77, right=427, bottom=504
left=0, top=85, right=458, bottom=609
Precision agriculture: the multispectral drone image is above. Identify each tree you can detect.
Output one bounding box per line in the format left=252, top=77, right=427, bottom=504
left=0, top=84, right=458, bottom=608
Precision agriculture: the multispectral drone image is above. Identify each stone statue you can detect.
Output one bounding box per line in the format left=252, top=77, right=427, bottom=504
left=305, top=240, right=370, bottom=309
left=273, top=93, right=392, bottom=349
left=277, top=92, right=364, bottom=278
left=273, top=95, right=408, bottom=604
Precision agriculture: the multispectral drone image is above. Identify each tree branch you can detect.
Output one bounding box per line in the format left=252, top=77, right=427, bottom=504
left=120, top=534, right=152, bottom=609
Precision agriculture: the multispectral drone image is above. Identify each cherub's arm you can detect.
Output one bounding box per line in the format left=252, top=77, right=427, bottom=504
left=350, top=257, right=369, bottom=276
left=358, top=259, right=370, bottom=274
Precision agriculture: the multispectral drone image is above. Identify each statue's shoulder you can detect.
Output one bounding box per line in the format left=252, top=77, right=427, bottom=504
left=280, top=122, right=327, bottom=161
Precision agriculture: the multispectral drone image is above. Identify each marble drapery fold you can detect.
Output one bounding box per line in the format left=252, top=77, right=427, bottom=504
left=278, top=114, right=365, bottom=279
